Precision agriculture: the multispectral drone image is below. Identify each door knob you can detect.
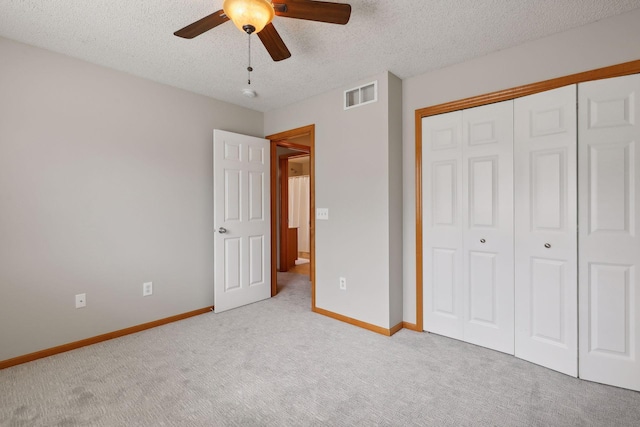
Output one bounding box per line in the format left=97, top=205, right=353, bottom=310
left=217, top=227, right=228, bottom=234
left=480, top=239, right=486, bottom=243
left=544, top=243, right=551, bottom=248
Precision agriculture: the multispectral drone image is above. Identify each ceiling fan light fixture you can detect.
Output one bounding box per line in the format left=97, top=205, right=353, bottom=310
left=223, top=0, right=275, bottom=34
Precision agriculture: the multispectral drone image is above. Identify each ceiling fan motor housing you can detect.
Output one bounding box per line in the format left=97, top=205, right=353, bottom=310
left=223, top=0, right=275, bottom=34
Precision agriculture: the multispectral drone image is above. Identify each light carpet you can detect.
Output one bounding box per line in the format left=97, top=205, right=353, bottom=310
left=2, top=272, right=640, bottom=426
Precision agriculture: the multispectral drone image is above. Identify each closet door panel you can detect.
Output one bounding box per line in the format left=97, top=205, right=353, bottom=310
left=514, top=85, right=578, bottom=376
left=423, top=111, right=464, bottom=339
left=529, top=258, right=567, bottom=343
left=462, top=101, right=514, bottom=354
left=579, top=73, right=640, bottom=391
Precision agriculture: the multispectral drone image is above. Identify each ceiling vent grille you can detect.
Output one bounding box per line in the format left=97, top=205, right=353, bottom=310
left=344, top=81, right=377, bottom=110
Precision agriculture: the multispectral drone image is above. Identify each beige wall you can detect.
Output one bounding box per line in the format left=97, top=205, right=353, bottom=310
left=265, top=71, right=402, bottom=329
left=401, top=8, right=640, bottom=324
left=0, top=37, right=263, bottom=361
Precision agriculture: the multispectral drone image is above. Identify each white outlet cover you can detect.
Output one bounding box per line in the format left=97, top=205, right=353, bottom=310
left=143, top=282, right=153, bottom=296
left=316, top=208, right=329, bottom=220
left=75, top=293, right=86, bottom=308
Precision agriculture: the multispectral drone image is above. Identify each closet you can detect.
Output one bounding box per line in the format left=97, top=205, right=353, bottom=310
left=422, top=73, right=640, bottom=391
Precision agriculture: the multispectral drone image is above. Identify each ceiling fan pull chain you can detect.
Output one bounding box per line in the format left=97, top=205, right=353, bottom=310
left=247, top=33, right=253, bottom=85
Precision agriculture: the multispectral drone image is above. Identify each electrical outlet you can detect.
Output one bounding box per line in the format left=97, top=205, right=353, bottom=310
left=316, top=208, right=329, bottom=220
left=339, top=277, right=346, bottom=290
left=75, top=293, right=86, bottom=309
left=143, top=282, right=153, bottom=297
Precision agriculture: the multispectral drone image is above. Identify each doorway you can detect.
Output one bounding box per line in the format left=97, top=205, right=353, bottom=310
left=267, top=125, right=316, bottom=309
left=280, top=153, right=311, bottom=276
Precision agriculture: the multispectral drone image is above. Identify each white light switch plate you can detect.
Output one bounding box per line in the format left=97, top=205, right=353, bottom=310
left=316, top=208, right=329, bottom=220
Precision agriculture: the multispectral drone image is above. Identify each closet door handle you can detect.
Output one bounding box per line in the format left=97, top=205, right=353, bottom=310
left=217, top=227, right=228, bottom=234
left=544, top=243, right=551, bottom=249
left=480, top=239, right=486, bottom=243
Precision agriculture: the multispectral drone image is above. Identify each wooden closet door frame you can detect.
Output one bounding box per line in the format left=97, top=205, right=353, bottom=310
left=413, top=59, right=640, bottom=332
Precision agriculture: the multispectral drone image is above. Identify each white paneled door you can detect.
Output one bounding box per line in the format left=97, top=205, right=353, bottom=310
left=578, top=74, right=640, bottom=391
left=213, top=130, right=271, bottom=313
left=462, top=101, right=514, bottom=354
left=423, top=110, right=464, bottom=340
left=514, top=85, right=578, bottom=376
left=423, top=101, right=514, bottom=354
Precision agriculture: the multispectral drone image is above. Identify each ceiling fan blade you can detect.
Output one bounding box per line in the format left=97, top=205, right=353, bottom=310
left=273, top=1, right=351, bottom=25
left=174, top=10, right=229, bottom=39
left=257, top=23, right=292, bottom=62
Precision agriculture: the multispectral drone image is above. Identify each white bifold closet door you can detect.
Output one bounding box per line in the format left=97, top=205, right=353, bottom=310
left=423, top=100, right=514, bottom=354
left=578, top=73, right=640, bottom=391
left=514, top=85, right=578, bottom=377
left=423, top=110, right=464, bottom=340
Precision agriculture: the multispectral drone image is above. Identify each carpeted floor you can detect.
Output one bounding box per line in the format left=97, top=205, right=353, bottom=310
left=2, top=272, right=640, bottom=426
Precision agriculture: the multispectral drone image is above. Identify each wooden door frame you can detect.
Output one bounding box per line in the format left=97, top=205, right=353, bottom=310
left=414, top=59, right=640, bottom=332
left=279, top=152, right=310, bottom=272
left=267, top=125, right=316, bottom=309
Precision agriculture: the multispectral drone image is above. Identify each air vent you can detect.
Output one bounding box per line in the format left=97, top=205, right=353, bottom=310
left=344, top=81, right=377, bottom=110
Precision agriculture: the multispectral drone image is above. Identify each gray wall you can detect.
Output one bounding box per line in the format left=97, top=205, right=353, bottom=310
left=265, top=71, right=403, bottom=329
left=401, top=8, right=640, bottom=324
left=388, top=73, right=404, bottom=328
left=0, top=37, right=263, bottom=361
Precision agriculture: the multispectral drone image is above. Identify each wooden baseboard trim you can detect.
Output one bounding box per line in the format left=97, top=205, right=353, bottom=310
left=0, top=306, right=214, bottom=370
left=402, top=322, right=422, bottom=332
left=390, top=321, right=404, bottom=335
left=313, top=307, right=403, bottom=337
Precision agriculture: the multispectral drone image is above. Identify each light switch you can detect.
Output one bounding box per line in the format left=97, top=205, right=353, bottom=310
left=316, top=208, right=329, bottom=220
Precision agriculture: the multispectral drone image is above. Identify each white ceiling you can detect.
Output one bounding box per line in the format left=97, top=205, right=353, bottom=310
left=1, top=1, right=639, bottom=113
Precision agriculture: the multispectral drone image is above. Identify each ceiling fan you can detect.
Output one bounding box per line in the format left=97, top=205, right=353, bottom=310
left=174, top=0, right=352, bottom=62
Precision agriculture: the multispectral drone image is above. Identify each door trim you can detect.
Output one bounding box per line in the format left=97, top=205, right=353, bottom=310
left=267, top=125, right=316, bottom=308
left=415, top=59, right=640, bottom=331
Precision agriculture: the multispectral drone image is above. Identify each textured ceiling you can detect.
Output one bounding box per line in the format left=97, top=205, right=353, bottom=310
left=1, top=1, right=640, bottom=112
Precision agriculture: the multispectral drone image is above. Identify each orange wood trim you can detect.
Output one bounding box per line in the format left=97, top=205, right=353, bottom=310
left=402, top=321, right=421, bottom=332
left=270, top=142, right=278, bottom=296
left=313, top=306, right=402, bottom=337
left=309, top=129, right=316, bottom=311
left=0, top=306, right=213, bottom=370
left=279, top=155, right=290, bottom=272
left=267, top=124, right=315, bottom=308
left=416, top=59, right=640, bottom=119
left=266, top=124, right=313, bottom=143
left=414, top=59, right=640, bottom=335
left=277, top=141, right=311, bottom=151
left=415, top=109, right=424, bottom=332
left=283, top=153, right=310, bottom=161
left=390, top=321, right=404, bottom=335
